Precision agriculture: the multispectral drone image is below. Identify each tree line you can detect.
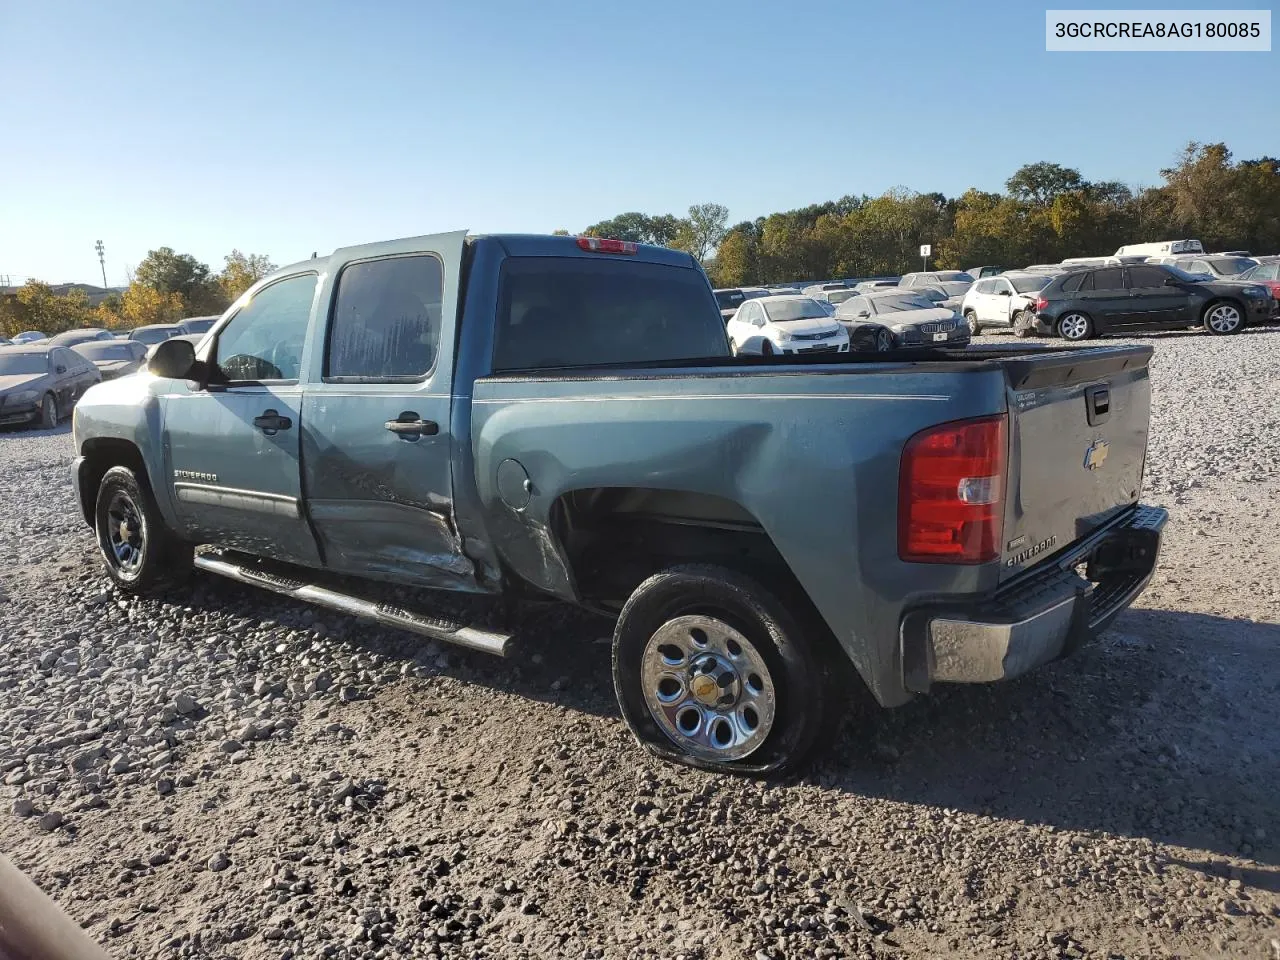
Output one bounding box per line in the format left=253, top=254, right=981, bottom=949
left=575, top=142, right=1280, bottom=287
left=0, top=249, right=276, bottom=339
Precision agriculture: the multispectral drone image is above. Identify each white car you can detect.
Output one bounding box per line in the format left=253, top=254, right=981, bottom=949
left=727, top=296, right=850, bottom=357
left=959, top=272, right=1052, bottom=336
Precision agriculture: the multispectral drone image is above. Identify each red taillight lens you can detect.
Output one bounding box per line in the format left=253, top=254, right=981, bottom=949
left=1034, top=296, right=1048, bottom=311
left=898, top=415, right=1007, bottom=564
left=576, top=236, right=637, bottom=255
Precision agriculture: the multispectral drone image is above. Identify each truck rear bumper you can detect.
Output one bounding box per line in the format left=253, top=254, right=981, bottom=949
left=900, top=504, right=1168, bottom=691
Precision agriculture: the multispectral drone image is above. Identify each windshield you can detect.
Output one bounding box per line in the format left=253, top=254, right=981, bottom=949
left=873, top=295, right=935, bottom=313
left=764, top=299, right=831, bottom=322
left=1011, top=275, right=1050, bottom=293
left=714, top=291, right=744, bottom=310
left=1208, top=257, right=1256, bottom=275
left=131, top=327, right=178, bottom=345
left=935, top=271, right=974, bottom=282
left=76, top=343, right=137, bottom=361
left=917, top=288, right=946, bottom=302
left=826, top=289, right=857, bottom=304
left=0, top=353, right=49, bottom=375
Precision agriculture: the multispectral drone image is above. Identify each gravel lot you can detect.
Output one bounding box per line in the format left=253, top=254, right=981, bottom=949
left=2, top=328, right=1278, bottom=960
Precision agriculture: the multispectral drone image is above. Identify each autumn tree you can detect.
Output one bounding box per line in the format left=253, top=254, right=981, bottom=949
left=672, top=203, right=730, bottom=263
left=135, top=247, right=227, bottom=315
left=219, top=250, right=277, bottom=302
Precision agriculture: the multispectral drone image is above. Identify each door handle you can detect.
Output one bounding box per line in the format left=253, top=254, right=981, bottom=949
left=253, top=409, right=293, bottom=434
left=384, top=412, right=439, bottom=439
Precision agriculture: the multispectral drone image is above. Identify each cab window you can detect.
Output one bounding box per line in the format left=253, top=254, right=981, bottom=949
left=213, top=274, right=317, bottom=382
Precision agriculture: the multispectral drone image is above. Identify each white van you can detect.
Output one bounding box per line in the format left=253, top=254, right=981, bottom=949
left=1114, top=239, right=1204, bottom=257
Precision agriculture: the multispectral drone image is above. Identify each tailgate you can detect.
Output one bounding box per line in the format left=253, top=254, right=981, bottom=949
left=999, top=345, right=1152, bottom=582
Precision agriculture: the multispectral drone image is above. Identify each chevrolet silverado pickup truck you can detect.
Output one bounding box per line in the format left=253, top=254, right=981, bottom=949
left=71, top=232, right=1168, bottom=774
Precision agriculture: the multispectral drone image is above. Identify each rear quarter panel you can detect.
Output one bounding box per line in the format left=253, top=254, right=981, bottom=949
left=471, top=366, right=1009, bottom=706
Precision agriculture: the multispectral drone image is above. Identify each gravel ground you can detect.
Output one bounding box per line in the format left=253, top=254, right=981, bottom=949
left=2, top=327, right=1278, bottom=960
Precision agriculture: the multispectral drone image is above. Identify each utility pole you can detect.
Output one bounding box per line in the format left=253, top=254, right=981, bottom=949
left=95, top=240, right=107, bottom=289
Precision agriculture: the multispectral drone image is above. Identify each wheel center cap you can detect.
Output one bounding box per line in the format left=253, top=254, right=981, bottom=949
left=691, top=673, right=718, bottom=704
left=689, top=654, right=738, bottom=707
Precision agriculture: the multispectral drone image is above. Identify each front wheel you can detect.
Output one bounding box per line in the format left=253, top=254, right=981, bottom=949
left=760, top=341, right=774, bottom=357
left=38, top=393, right=57, bottom=429
left=1013, top=309, right=1036, bottom=338
left=964, top=311, right=981, bottom=337
left=94, top=466, right=193, bottom=593
left=612, top=564, right=829, bottom=774
left=874, top=328, right=894, bottom=352
left=1202, top=301, right=1243, bottom=335
left=1056, top=312, right=1093, bottom=341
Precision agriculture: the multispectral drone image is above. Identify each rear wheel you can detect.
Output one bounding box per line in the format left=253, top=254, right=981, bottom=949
left=964, top=311, right=981, bottom=337
left=94, top=466, right=192, bottom=593
left=38, top=393, right=57, bottom=429
left=1202, top=301, right=1243, bottom=335
left=1056, top=312, right=1093, bottom=341
left=612, top=564, right=829, bottom=775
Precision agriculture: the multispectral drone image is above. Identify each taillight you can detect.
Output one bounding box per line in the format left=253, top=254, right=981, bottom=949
left=898, top=415, right=1007, bottom=564
left=1034, top=296, right=1048, bottom=311
left=576, top=236, right=637, bottom=255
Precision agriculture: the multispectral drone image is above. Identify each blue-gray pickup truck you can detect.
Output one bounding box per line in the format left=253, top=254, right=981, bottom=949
left=70, top=232, right=1167, bottom=773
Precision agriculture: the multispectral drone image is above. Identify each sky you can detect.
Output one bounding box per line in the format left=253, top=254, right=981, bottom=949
left=2, top=0, right=1276, bottom=287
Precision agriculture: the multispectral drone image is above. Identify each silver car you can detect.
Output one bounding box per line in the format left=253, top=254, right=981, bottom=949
left=834, top=291, right=971, bottom=351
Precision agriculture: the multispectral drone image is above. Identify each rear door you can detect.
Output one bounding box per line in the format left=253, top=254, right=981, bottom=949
left=1076, top=267, right=1130, bottom=330
left=999, top=347, right=1151, bottom=581
left=299, top=231, right=476, bottom=590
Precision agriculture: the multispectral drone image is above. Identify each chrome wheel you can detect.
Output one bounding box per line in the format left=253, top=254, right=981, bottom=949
left=39, top=394, right=57, bottom=429
left=105, top=490, right=145, bottom=575
left=1204, top=303, right=1242, bottom=334
left=965, top=312, right=980, bottom=336
left=639, top=615, right=776, bottom=763
left=875, top=329, right=894, bottom=352
left=1057, top=313, right=1090, bottom=341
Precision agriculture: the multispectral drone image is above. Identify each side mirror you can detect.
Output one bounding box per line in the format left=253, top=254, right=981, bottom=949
left=1164, top=276, right=1181, bottom=286
left=997, top=289, right=1011, bottom=296
left=148, top=337, right=197, bottom=380
left=856, top=310, right=871, bottom=319
left=55, top=364, right=67, bottom=374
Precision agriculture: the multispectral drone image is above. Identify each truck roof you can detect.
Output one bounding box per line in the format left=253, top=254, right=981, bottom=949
left=269, top=232, right=700, bottom=282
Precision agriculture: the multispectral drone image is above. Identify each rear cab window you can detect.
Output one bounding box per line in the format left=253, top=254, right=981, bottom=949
left=325, top=255, right=443, bottom=381
left=492, top=257, right=728, bottom=372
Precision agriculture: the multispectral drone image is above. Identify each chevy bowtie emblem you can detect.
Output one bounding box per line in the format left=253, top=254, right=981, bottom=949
left=1083, top=439, right=1110, bottom=471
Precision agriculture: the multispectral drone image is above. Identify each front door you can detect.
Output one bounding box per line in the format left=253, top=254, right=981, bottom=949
left=299, top=232, right=477, bottom=590
left=162, top=272, right=322, bottom=566
left=1124, top=265, right=1186, bottom=328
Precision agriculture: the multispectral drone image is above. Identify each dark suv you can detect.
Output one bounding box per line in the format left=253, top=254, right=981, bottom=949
left=1033, top=263, right=1275, bottom=341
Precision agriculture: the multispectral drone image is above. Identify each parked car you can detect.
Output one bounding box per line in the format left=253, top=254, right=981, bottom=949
left=145, top=333, right=203, bottom=361
left=127, top=323, right=184, bottom=346
left=898, top=272, right=975, bottom=303
left=960, top=273, right=1052, bottom=336
left=48, top=328, right=117, bottom=347
left=71, top=339, right=150, bottom=381
left=12, top=331, right=47, bottom=344
left=726, top=295, right=849, bottom=356
left=0, top=338, right=10, bottom=346
left=1020, top=264, right=1071, bottom=275
left=962, top=266, right=1005, bottom=279
left=179, top=316, right=220, bottom=335
left=0, top=343, right=101, bottom=428
left=834, top=290, right=970, bottom=351
left=1158, top=255, right=1259, bottom=280
left=713, top=287, right=769, bottom=323
left=853, top=280, right=899, bottom=293
left=1032, top=263, right=1274, bottom=341
left=1236, top=261, right=1280, bottom=317
left=70, top=231, right=1166, bottom=774
left=914, top=286, right=965, bottom=313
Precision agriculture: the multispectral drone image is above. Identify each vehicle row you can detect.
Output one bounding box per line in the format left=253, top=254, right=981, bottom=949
left=2, top=315, right=219, bottom=349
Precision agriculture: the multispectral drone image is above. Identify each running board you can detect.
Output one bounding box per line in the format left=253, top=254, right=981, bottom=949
left=192, top=554, right=513, bottom=657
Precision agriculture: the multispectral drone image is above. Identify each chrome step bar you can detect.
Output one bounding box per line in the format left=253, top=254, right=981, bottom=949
left=192, top=554, right=513, bottom=657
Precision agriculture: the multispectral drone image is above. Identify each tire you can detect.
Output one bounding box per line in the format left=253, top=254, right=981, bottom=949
left=1013, top=309, right=1035, bottom=338
left=1202, top=300, right=1244, bottom=335
left=874, top=328, right=894, bottom=352
left=612, top=564, right=829, bottom=775
left=94, top=465, right=193, bottom=594
left=38, top=393, right=57, bottom=429
left=761, top=341, right=774, bottom=357
left=964, top=311, right=981, bottom=337
left=1056, top=312, right=1093, bottom=341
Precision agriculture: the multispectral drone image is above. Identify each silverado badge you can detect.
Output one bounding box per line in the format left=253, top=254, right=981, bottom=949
left=1083, top=439, right=1109, bottom=471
